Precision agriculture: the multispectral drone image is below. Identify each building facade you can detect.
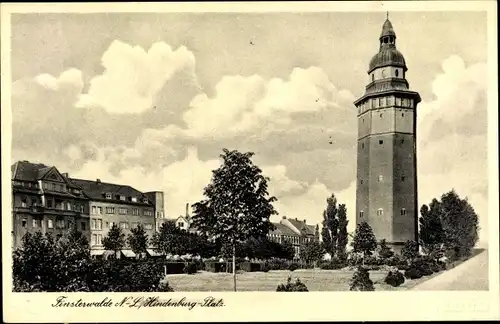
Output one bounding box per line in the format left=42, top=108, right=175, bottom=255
left=11, top=161, right=90, bottom=249
left=69, top=178, right=156, bottom=255
left=353, top=17, right=421, bottom=251
left=268, top=216, right=318, bottom=258
left=144, top=191, right=166, bottom=232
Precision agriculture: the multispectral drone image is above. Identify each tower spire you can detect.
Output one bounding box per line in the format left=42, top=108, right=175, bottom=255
left=386, top=11, right=389, bottom=20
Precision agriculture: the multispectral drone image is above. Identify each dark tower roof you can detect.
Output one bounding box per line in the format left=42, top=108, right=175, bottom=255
left=368, top=18, right=407, bottom=73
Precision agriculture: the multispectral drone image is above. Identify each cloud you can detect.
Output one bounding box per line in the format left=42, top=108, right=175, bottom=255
left=78, top=40, right=198, bottom=114
left=417, top=55, right=488, bottom=244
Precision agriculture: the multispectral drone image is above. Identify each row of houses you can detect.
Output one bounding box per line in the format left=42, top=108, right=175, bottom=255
left=11, top=160, right=319, bottom=259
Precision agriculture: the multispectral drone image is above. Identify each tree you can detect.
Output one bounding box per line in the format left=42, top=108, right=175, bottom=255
left=103, top=224, right=126, bottom=257
left=378, top=239, right=394, bottom=260
left=351, top=221, right=377, bottom=263
left=279, top=241, right=296, bottom=260
left=191, top=149, right=278, bottom=291
left=437, top=190, right=479, bottom=260
left=401, top=240, right=419, bottom=262
left=314, top=224, right=320, bottom=242
left=336, top=203, right=349, bottom=260
left=127, top=224, right=149, bottom=258
left=299, top=240, right=324, bottom=266
left=419, top=200, right=446, bottom=259
left=321, top=194, right=339, bottom=258
left=151, top=221, right=186, bottom=256
left=350, top=265, right=375, bottom=291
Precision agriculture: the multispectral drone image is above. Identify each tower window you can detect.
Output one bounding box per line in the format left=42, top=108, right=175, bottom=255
left=377, top=208, right=384, bottom=216
left=360, top=180, right=364, bottom=184
left=380, top=113, right=383, bottom=118
left=401, top=139, right=405, bottom=144
left=379, top=140, right=383, bottom=145
left=378, top=175, right=383, bottom=182
left=401, top=208, right=407, bottom=216
left=401, top=176, right=405, bottom=181
left=361, top=143, right=364, bottom=149
left=402, top=113, right=405, bottom=117
left=359, top=211, right=364, bottom=218
left=395, top=69, right=399, bottom=77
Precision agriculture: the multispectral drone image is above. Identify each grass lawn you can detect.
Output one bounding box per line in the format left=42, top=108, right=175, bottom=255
left=165, top=269, right=435, bottom=291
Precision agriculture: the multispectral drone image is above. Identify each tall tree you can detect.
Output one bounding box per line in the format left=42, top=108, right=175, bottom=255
left=419, top=200, right=445, bottom=258
left=102, top=224, right=126, bottom=258
left=127, top=224, right=149, bottom=258
left=191, top=149, right=277, bottom=291
left=314, top=224, right=320, bottom=242
left=438, top=190, right=479, bottom=260
left=299, top=240, right=324, bottom=266
left=351, top=221, right=377, bottom=263
left=321, top=194, right=339, bottom=257
left=336, top=203, right=349, bottom=260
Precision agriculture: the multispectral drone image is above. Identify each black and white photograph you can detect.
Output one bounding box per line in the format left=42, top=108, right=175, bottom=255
left=2, top=1, right=499, bottom=322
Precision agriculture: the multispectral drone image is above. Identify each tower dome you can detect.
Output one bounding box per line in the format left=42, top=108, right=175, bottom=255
left=368, top=18, right=407, bottom=73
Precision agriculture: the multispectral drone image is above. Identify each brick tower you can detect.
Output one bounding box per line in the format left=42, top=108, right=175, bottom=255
left=353, top=16, right=421, bottom=252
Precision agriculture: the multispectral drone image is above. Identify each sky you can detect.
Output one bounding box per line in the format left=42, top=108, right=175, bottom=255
left=9, top=11, right=489, bottom=244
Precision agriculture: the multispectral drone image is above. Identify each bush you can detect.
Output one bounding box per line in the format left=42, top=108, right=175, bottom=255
left=288, top=263, right=299, bottom=271
left=384, top=270, right=405, bottom=287
left=319, top=258, right=348, bottom=270
left=183, top=262, right=198, bottom=274
left=158, top=280, right=174, bottom=292
left=260, top=262, right=270, bottom=272
left=205, top=261, right=233, bottom=273
left=350, top=266, right=374, bottom=291
left=277, top=277, right=308, bottom=292
left=239, top=261, right=262, bottom=272
left=404, top=267, right=422, bottom=280
left=264, top=259, right=287, bottom=270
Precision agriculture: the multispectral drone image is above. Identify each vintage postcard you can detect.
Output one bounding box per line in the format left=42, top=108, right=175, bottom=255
left=1, top=1, right=499, bottom=322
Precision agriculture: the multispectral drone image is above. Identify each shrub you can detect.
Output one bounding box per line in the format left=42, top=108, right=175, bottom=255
left=276, top=277, right=308, bottom=292
left=288, top=263, right=299, bottom=271
left=350, top=266, right=375, bottom=291
left=183, top=262, right=198, bottom=274
left=260, top=263, right=270, bottom=272
left=384, top=270, right=405, bottom=287
left=404, top=267, right=422, bottom=280
left=239, top=262, right=261, bottom=272
left=158, top=280, right=174, bottom=292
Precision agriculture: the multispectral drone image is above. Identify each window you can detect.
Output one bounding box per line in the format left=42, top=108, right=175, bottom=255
left=131, top=197, right=137, bottom=202
left=401, top=208, right=407, bottom=216
left=371, top=74, right=374, bottom=82
left=402, top=113, right=405, bottom=117
left=378, top=175, right=383, bottom=182
left=360, top=180, right=364, bottom=184
left=91, top=219, right=96, bottom=230
left=47, top=219, right=53, bottom=229
left=21, top=196, right=27, bottom=208
left=377, top=208, right=384, bottom=216
left=179, top=222, right=184, bottom=228
left=379, top=140, right=384, bottom=145
left=380, top=113, right=383, bottom=118
left=109, top=221, right=115, bottom=228
left=119, top=195, right=126, bottom=201
left=106, top=207, right=115, bottom=214
left=143, top=198, right=149, bottom=203
left=92, top=206, right=96, bottom=214
left=97, top=219, right=102, bottom=230
left=21, top=219, right=27, bottom=228
left=379, top=98, right=382, bottom=106
left=97, top=234, right=102, bottom=245
left=56, top=219, right=65, bottom=229
left=401, top=176, right=406, bottom=182
left=396, top=97, right=401, bottom=106
left=97, top=207, right=102, bottom=214
left=132, top=222, right=139, bottom=229
left=51, top=183, right=55, bottom=190
left=81, top=222, right=86, bottom=231
left=91, top=234, right=97, bottom=246
left=132, top=208, right=139, bottom=216
left=32, top=219, right=38, bottom=228
left=144, top=210, right=153, bottom=217
left=361, top=143, right=364, bottom=149
left=401, top=139, right=405, bottom=144
left=395, top=69, right=399, bottom=77
left=66, top=202, right=71, bottom=211
left=119, top=208, right=127, bottom=215
left=144, top=223, right=153, bottom=230
left=120, top=222, right=129, bottom=230
left=105, top=193, right=112, bottom=199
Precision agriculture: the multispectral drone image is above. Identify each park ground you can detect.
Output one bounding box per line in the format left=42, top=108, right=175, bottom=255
left=166, top=249, right=489, bottom=292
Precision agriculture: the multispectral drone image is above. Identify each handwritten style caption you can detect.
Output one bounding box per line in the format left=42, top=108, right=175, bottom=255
left=52, top=296, right=224, bottom=310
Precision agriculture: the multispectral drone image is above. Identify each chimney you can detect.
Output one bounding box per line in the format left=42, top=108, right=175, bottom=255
left=282, top=216, right=286, bottom=219
left=185, top=203, right=189, bottom=217
left=62, top=172, right=69, bottom=178
left=295, top=217, right=297, bottom=221
left=303, top=219, right=306, bottom=224
left=96, top=179, right=101, bottom=184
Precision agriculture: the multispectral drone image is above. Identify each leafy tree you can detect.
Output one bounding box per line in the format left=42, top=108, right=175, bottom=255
left=299, top=240, right=324, bottom=266
left=151, top=221, right=186, bottom=256
left=103, top=224, right=126, bottom=257
left=438, top=190, right=479, bottom=260
left=321, top=194, right=339, bottom=257
left=336, top=203, right=349, bottom=260
left=351, top=221, right=377, bottom=263
left=419, top=200, right=446, bottom=258
left=401, top=240, right=419, bottom=262
left=191, top=149, right=278, bottom=291
left=279, top=241, right=296, bottom=260
left=378, top=239, right=394, bottom=260
left=127, top=224, right=149, bottom=258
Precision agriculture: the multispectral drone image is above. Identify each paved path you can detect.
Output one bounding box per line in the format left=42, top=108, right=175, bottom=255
left=412, top=249, right=489, bottom=291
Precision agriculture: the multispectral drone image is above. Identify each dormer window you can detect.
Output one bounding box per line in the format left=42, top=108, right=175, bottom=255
left=119, top=195, right=126, bottom=201
left=142, top=198, right=148, bottom=204
left=131, top=197, right=137, bottom=203
left=105, top=193, right=112, bottom=199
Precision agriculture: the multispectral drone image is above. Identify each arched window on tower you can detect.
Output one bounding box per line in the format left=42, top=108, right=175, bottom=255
left=377, top=208, right=384, bottom=216
left=378, top=175, right=383, bottom=182
left=359, top=210, right=364, bottom=218
left=395, top=69, right=399, bottom=77
left=401, top=208, right=407, bottom=216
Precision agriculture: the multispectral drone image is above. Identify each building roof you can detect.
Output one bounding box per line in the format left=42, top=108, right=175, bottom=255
left=12, top=161, right=53, bottom=181
left=380, top=19, right=396, bottom=38
left=269, top=222, right=299, bottom=237
left=368, top=19, right=407, bottom=73
left=286, top=218, right=316, bottom=236
left=69, top=178, right=152, bottom=206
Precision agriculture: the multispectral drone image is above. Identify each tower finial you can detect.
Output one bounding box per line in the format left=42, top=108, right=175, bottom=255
left=386, top=11, right=389, bottom=20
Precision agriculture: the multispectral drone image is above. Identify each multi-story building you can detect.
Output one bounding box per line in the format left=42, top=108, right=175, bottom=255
left=268, top=216, right=318, bottom=258
left=11, top=161, right=90, bottom=249
left=69, top=178, right=156, bottom=256
left=353, top=16, right=421, bottom=252
left=144, top=191, right=167, bottom=232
